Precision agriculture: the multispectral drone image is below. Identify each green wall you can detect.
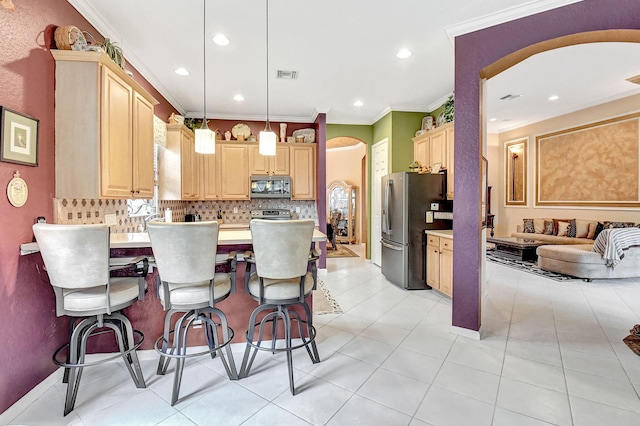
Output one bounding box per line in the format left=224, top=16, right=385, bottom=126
left=390, top=111, right=425, bottom=172
left=326, top=124, right=373, bottom=144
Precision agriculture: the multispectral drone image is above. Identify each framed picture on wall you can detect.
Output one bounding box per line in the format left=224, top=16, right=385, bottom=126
left=0, top=106, right=39, bottom=166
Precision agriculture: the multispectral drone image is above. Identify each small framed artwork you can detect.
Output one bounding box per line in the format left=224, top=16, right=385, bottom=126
left=0, top=106, right=39, bottom=166
left=431, top=162, right=441, bottom=174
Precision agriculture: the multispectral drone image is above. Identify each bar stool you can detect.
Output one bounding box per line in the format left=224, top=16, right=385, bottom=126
left=146, top=221, right=238, bottom=406
left=239, top=219, right=321, bottom=394
left=32, top=223, right=148, bottom=416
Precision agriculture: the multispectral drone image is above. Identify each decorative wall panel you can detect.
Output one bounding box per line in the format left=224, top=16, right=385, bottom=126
left=536, top=113, right=640, bottom=207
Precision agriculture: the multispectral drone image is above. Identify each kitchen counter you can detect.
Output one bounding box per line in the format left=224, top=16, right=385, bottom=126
left=20, top=228, right=327, bottom=255
left=425, top=229, right=453, bottom=239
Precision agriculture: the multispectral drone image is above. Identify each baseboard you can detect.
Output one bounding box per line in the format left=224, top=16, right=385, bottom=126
left=0, top=368, right=63, bottom=424
left=450, top=325, right=483, bottom=340
left=0, top=342, right=249, bottom=422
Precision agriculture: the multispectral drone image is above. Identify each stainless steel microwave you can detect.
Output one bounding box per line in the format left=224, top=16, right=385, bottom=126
left=250, top=175, right=291, bottom=199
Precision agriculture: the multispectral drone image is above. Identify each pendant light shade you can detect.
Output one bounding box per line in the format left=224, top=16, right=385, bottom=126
left=194, top=0, right=215, bottom=154
left=259, top=129, right=276, bottom=155
left=259, top=0, right=276, bottom=156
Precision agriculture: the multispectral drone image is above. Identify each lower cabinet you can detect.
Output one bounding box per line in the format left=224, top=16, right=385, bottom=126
left=426, top=233, right=453, bottom=297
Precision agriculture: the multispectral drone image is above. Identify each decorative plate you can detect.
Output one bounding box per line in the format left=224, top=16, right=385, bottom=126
left=7, top=171, right=28, bottom=208
left=292, top=128, right=316, bottom=143
left=231, top=123, right=251, bottom=139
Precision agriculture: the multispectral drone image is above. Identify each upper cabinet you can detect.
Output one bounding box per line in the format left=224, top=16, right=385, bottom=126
left=158, top=124, right=201, bottom=200
left=290, top=145, right=316, bottom=200
left=249, top=145, right=290, bottom=175
left=219, top=144, right=250, bottom=200
left=52, top=51, right=158, bottom=199
left=413, top=121, right=454, bottom=200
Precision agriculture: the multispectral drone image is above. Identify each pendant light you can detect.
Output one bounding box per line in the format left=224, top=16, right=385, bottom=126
left=194, top=0, right=215, bottom=154
left=259, top=0, right=276, bottom=156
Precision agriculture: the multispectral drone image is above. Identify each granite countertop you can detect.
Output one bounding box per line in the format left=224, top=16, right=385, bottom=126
left=425, top=229, right=453, bottom=239
left=21, top=228, right=327, bottom=255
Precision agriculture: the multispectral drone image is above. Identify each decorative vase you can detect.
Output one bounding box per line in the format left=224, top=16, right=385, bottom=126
left=280, top=123, right=287, bottom=143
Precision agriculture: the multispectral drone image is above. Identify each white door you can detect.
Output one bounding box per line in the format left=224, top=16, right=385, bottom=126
left=371, top=138, right=388, bottom=266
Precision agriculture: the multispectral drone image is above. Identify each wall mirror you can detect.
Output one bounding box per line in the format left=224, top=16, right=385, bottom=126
left=505, top=138, right=527, bottom=205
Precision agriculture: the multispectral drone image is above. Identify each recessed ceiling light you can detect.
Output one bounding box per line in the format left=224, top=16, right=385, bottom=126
left=353, top=100, right=364, bottom=107
left=548, top=95, right=559, bottom=101
left=213, top=34, right=230, bottom=46
left=233, top=94, right=244, bottom=101
left=396, top=49, right=412, bottom=59
left=174, top=67, right=189, bottom=76
left=489, top=118, right=497, bottom=122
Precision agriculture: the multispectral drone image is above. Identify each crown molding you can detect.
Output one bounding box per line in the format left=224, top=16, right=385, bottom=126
left=445, top=0, right=583, bottom=43
left=67, top=0, right=187, bottom=115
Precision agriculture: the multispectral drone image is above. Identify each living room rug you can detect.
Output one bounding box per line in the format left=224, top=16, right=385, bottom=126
left=486, top=252, right=576, bottom=282
left=326, top=244, right=359, bottom=258
left=313, top=280, right=343, bottom=315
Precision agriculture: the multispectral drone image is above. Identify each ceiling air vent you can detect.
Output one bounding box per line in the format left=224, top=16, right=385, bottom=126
left=626, top=74, right=640, bottom=85
left=277, top=70, right=298, bottom=80
left=499, top=94, right=522, bottom=101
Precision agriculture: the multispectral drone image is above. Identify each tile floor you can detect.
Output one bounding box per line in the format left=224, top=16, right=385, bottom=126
left=6, top=244, right=640, bottom=425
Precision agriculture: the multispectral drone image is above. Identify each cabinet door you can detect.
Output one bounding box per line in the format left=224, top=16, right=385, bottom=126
left=426, top=243, right=440, bottom=290
left=273, top=145, right=290, bottom=174
left=202, top=152, right=220, bottom=199
left=248, top=145, right=270, bottom=175
left=440, top=241, right=453, bottom=296
left=180, top=130, right=198, bottom=199
left=414, top=138, right=429, bottom=168
left=132, top=92, right=155, bottom=198
left=220, top=144, right=250, bottom=199
left=445, top=126, right=454, bottom=199
left=100, top=66, right=133, bottom=197
left=429, top=131, right=446, bottom=168
left=290, top=145, right=315, bottom=200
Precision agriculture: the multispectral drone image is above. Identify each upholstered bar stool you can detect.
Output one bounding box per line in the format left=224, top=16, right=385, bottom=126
left=146, top=221, right=238, bottom=406
left=32, top=224, right=148, bottom=416
left=239, top=219, right=321, bottom=395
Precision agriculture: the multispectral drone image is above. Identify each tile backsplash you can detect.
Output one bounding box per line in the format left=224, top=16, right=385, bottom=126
left=54, top=198, right=318, bottom=233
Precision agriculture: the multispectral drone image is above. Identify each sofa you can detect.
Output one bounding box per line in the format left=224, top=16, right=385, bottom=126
left=536, top=228, right=640, bottom=280
left=511, top=218, right=600, bottom=244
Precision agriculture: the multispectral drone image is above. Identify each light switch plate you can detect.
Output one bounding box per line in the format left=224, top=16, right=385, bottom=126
left=426, top=211, right=434, bottom=223
left=430, top=202, right=439, bottom=210
left=104, top=213, right=117, bottom=226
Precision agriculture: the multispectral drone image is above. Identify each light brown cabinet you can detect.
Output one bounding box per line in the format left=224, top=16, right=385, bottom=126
left=201, top=151, right=221, bottom=200
left=158, top=124, right=201, bottom=200
left=219, top=144, right=250, bottom=200
left=425, top=232, right=453, bottom=297
left=249, top=145, right=290, bottom=175
left=290, top=145, right=316, bottom=200
left=52, top=50, right=158, bottom=199
left=413, top=121, right=454, bottom=199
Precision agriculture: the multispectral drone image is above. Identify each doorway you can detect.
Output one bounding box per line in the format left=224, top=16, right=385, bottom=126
left=371, top=138, right=388, bottom=266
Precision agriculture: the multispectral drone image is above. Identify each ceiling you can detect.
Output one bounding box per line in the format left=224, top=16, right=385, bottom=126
left=65, top=0, right=639, bottom=131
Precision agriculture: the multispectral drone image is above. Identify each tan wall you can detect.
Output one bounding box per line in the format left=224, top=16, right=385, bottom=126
left=326, top=142, right=367, bottom=243
left=495, top=93, right=640, bottom=237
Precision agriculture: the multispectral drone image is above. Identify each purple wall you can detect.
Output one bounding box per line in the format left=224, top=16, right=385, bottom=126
left=453, top=0, right=640, bottom=330
left=0, top=0, right=178, bottom=413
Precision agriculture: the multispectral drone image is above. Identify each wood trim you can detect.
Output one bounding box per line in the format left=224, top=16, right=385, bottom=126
left=480, top=29, right=640, bottom=80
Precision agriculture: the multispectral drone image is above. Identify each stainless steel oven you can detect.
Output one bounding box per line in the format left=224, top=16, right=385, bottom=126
left=250, top=175, right=291, bottom=199
left=250, top=209, right=292, bottom=220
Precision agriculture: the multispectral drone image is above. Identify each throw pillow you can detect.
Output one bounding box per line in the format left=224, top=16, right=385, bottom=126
left=593, top=222, right=605, bottom=239
left=533, top=218, right=545, bottom=234
left=567, top=219, right=577, bottom=238
left=586, top=221, right=598, bottom=239
left=574, top=219, right=591, bottom=238
left=557, top=220, right=570, bottom=237
left=604, top=221, right=635, bottom=229
left=523, top=218, right=535, bottom=233
left=544, top=220, right=554, bottom=235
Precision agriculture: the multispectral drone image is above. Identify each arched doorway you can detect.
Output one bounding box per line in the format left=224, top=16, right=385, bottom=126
left=326, top=137, right=368, bottom=250
left=452, top=23, right=640, bottom=335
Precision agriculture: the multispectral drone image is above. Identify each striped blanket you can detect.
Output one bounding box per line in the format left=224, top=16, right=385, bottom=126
left=592, top=228, right=640, bottom=268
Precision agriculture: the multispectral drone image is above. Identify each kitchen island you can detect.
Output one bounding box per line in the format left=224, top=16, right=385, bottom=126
left=21, top=227, right=326, bottom=349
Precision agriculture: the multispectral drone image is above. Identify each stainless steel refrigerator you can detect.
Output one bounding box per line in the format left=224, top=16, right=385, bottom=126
left=381, top=172, right=452, bottom=289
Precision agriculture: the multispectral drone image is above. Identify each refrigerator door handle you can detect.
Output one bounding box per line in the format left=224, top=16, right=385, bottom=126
left=383, top=179, right=392, bottom=234
left=381, top=240, right=402, bottom=251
